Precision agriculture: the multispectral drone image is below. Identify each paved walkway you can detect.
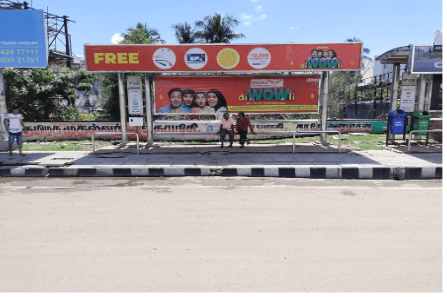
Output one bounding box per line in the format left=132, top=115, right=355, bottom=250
left=0, top=143, right=442, bottom=179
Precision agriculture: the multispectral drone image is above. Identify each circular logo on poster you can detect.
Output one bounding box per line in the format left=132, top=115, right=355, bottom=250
left=217, top=48, right=240, bottom=69
left=247, top=47, right=271, bottom=69
left=153, top=48, right=176, bottom=69
left=185, top=48, right=207, bottom=69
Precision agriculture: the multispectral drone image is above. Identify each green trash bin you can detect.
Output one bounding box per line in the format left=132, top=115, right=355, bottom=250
left=412, top=110, right=431, bottom=135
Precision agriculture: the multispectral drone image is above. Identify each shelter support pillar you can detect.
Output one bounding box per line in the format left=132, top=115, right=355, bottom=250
left=0, top=68, right=8, bottom=146
left=145, top=74, right=154, bottom=146
left=118, top=72, right=127, bottom=144
left=414, top=74, right=427, bottom=140
left=320, top=71, right=329, bottom=143
left=389, top=63, right=400, bottom=140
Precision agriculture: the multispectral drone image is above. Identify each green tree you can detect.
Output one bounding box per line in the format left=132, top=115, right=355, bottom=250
left=171, top=22, right=198, bottom=43
left=121, top=22, right=163, bottom=44
left=195, top=13, right=245, bottom=43
left=101, top=23, right=161, bottom=119
left=4, top=68, right=96, bottom=121
left=326, top=37, right=372, bottom=118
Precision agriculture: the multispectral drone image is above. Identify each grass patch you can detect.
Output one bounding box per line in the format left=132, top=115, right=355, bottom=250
left=22, top=140, right=115, bottom=151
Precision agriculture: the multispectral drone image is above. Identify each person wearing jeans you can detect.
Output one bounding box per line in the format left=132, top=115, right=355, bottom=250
left=218, top=112, right=234, bottom=148
left=4, top=106, right=26, bottom=156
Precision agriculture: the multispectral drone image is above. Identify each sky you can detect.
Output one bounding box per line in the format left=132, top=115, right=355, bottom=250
left=27, top=0, right=443, bottom=60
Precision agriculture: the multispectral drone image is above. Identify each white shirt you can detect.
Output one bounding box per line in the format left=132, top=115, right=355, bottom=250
left=6, top=113, right=24, bottom=133
left=220, top=117, right=233, bottom=130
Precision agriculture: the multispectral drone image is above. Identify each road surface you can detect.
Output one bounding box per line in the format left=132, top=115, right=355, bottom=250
left=0, top=177, right=442, bottom=292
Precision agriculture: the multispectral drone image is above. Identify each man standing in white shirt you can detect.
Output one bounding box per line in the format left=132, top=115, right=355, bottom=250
left=218, top=112, right=234, bottom=148
left=3, top=106, right=25, bottom=156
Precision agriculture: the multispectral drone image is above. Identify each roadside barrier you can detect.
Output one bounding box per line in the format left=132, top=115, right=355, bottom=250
left=407, top=129, right=442, bottom=151
left=154, top=130, right=342, bottom=153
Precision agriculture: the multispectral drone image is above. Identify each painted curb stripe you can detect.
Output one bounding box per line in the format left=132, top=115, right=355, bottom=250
left=342, top=168, right=359, bottom=179
left=310, top=168, right=326, bottom=179
left=372, top=168, right=391, bottom=179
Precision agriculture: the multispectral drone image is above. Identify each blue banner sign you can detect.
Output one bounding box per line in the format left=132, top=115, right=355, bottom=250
left=0, top=10, right=48, bottom=68
left=408, top=45, right=442, bottom=74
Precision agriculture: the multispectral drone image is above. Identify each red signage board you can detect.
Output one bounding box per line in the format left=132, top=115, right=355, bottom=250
left=154, top=76, right=320, bottom=114
left=85, top=43, right=362, bottom=73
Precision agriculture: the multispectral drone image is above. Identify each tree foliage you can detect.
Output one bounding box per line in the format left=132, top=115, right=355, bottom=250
left=100, top=23, right=160, bottom=119
left=171, top=22, right=198, bottom=43
left=327, top=37, right=371, bottom=118
left=195, top=13, right=245, bottom=43
left=121, top=22, right=161, bottom=44
left=4, top=68, right=97, bottom=121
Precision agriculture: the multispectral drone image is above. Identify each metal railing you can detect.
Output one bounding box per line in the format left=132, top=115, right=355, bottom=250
left=407, top=129, right=442, bottom=151
left=92, top=132, right=140, bottom=154
left=154, top=130, right=342, bottom=153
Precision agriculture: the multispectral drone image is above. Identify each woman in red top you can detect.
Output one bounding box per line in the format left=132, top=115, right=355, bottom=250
left=236, top=112, right=256, bottom=148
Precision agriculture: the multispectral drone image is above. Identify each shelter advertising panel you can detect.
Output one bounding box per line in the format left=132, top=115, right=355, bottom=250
left=154, top=76, right=320, bottom=114
left=84, top=43, right=362, bottom=73
left=0, top=10, right=48, bottom=68
left=408, top=45, right=442, bottom=74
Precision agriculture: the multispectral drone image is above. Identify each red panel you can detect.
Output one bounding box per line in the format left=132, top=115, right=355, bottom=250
left=85, top=43, right=362, bottom=72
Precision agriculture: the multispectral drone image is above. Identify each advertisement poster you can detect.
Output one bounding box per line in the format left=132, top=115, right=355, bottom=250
left=154, top=76, right=320, bottom=114
left=430, top=74, right=442, bottom=110
left=85, top=43, right=362, bottom=73
left=408, top=45, right=442, bottom=74
left=0, top=10, right=48, bottom=68
left=127, top=76, right=143, bottom=115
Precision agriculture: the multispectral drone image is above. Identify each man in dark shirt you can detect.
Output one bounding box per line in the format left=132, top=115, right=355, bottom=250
left=235, top=112, right=256, bottom=148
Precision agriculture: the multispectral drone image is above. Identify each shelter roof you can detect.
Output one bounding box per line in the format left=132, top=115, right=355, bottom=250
left=375, top=45, right=410, bottom=64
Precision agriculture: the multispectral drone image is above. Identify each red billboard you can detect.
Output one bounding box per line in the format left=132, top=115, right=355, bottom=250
left=154, top=76, right=319, bottom=114
left=85, top=43, right=362, bottom=73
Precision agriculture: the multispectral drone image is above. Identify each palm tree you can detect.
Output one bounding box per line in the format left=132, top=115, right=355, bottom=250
left=122, top=23, right=164, bottom=44
left=195, top=13, right=245, bottom=43
left=346, top=37, right=371, bottom=57
left=171, top=22, right=198, bottom=44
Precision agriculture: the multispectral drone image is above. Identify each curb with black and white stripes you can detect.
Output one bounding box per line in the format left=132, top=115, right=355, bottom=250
left=0, top=165, right=442, bottom=180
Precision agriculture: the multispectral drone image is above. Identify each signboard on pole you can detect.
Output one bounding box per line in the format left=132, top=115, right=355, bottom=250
left=127, top=76, right=143, bottom=115
left=154, top=75, right=319, bottom=115
left=84, top=43, right=363, bottom=73
left=0, top=10, right=48, bottom=68
left=400, top=86, right=417, bottom=112
left=408, top=45, right=442, bottom=74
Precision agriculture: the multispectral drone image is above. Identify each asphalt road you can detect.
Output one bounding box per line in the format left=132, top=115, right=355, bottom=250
left=0, top=177, right=442, bottom=292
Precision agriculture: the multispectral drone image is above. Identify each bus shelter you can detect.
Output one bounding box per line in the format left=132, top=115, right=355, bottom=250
left=375, top=43, right=442, bottom=139
left=84, top=42, right=363, bottom=145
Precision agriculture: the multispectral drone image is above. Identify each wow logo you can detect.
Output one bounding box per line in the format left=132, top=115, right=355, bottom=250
left=307, top=58, right=339, bottom=69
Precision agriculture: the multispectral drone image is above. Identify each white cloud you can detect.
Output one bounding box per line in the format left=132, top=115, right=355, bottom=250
left=289, top=27, right=299, bottom=30
left=259, top=14, right=266, bottom=19
left=250, top=0, right=259, bottom=2
left=255, top=5, right=262, bottom=11
left=245, top=21, right=251, bottom=26
left=242, top=13, right=252, bottom=20
left=111, top=33, right=124, bottom=44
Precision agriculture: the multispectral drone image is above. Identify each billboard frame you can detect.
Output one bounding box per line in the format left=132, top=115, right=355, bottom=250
left=408, top=44, right=443, bottom=74
left=83, top=42, right=363, bottom=73
left=0, top=9, right=49, bottom=68
left=152, top=74, right=321, bottom=115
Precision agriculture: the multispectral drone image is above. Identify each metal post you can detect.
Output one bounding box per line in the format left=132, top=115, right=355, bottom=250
left=0, top=68, right=8, bottom=144
left=118, top=73, right=127, bottom=144
left=63, top=16, right=71, bottom=68
left=144, top=73, right=153, bottom=146
left=417, top=74, right=426, bottom=111
left=389, top=64, right=400, bottom=140
left=390, top=63, right=400, bottom=110
left=425, top=75, right=433, bottom=111
left=320, top=71, right=329, bottom=143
